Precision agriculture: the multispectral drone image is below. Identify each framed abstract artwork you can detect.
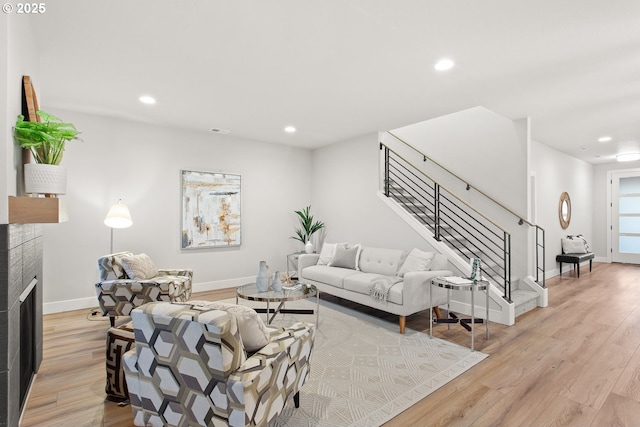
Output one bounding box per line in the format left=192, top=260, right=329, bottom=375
left=181, top=170, right=241, bottom=249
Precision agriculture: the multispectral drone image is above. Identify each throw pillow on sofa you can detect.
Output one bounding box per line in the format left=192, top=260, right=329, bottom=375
left=329, top=244, right=361, bottom=269
left=317, top=242, right=347, bottom=266
left=120, top=253, right=159, bottom=280
left=396, top=248, right=435, bottom=277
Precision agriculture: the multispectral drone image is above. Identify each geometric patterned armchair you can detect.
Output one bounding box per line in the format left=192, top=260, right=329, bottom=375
left=95, top=252, right=193, bottom=326
left=122, top=301, right=315, bottom=427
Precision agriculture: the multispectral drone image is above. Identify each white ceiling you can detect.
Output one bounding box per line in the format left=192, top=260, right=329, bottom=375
left=30, top=0, right=640, bottom=164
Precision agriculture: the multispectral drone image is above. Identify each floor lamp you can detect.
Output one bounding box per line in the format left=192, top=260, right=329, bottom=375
left=104, top=200, right=133, bottom=253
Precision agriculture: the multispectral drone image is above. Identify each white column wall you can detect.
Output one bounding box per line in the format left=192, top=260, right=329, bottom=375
left=530, top=140, right=594, bottom=275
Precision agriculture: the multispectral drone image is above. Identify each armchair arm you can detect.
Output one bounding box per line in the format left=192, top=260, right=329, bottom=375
left=297, top=254, right=320, bottom=278
left=227, top=322, right=315, bottom=427
left=95, top=279, right=180, bottom=317
left=156, top=268, right=193, bottom=279
left=402, top=270, right=452, bottom=310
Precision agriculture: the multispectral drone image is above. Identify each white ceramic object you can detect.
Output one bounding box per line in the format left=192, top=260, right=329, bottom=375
left=305, top=241, right=314, bottom=254
left=24, top=163, right=67, bottom=195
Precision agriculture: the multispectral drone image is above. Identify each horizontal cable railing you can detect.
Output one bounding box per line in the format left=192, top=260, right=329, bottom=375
left=383, top=143, right=512, bottom=301
left=383, top=132, right=545, bottom=290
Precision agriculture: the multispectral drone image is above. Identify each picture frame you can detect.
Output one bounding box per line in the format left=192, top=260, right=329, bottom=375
left=181, top=170, right=241, bottom=249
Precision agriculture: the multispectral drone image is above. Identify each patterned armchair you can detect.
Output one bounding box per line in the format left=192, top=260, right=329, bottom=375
left=95, top=252, right=193, bottom=326
left=122, top=301, right=315, bottom=427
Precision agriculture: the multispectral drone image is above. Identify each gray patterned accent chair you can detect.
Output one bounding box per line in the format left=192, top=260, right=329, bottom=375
left=95, top=252, right=193, bottom=326
left=122, top=301, right=315, bottom=427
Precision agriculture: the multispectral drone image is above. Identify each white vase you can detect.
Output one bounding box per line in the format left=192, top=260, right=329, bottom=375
left=24, top=163, right=67, bottom=196
left=272, top=271, right=283, bottom=292
left=305, top=241, right=314, bottom=254
left=256, top=260, right=270, bottom=292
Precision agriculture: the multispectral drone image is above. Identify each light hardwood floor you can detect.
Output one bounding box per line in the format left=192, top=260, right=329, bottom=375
left=21, top=262, right=640, bottom=426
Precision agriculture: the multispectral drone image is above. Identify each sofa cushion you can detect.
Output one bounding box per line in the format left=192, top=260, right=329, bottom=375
left=302, top=265, right=359, bottom=288
left=397, top=248, right=435, bottom=277
left=329, top=244, right=360, bottom=269
left=358, top=247, right=404, bottom=276
left=343, top=273, right=403, bottom=305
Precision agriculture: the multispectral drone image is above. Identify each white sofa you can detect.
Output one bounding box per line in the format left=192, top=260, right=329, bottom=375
left=298, top=244, right=452, bottom=333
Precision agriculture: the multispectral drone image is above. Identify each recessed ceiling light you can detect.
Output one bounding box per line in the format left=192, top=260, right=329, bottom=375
left=434, top=58, right=455, bottom=71
left=598, top=136, right=612, bottom=142
left=139, top=95, right=156, bottom=105
left=616, top=153, right=640, bottom=162
left=284, top=126, right=296, bottom=133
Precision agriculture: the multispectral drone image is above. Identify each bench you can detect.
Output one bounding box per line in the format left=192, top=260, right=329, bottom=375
left=556, top=252, right=595, bottom=278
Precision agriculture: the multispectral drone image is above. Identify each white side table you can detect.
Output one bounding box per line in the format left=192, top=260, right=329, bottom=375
left=429, top=276, right=489, bottom=351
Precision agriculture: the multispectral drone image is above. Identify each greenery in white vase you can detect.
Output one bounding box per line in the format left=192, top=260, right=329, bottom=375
left=291, top=206, right=324, bottom=244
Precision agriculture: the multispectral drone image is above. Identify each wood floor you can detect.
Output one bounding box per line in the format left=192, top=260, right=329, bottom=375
left=20, top=262, right=640, bottom=426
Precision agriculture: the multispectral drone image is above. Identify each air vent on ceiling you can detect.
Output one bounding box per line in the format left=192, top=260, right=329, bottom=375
left=210, top=128, right=231, bottom=135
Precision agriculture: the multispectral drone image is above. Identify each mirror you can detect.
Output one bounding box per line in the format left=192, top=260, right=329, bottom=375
left=559, top=192, right=571, bottom=229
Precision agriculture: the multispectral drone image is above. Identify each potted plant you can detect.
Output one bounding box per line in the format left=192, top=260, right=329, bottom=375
left=291, top=205, right=325, bottom=253
left=14, top=110, right=80, bottom=196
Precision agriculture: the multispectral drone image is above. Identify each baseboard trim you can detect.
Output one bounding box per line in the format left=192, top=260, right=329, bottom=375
left=43, top=276, right=253, bottom=315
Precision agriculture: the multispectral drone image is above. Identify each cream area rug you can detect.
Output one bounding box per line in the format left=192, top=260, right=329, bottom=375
left=233, top=297, right=488, bottom=427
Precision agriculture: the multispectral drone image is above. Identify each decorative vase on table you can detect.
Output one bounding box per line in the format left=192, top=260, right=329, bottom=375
left=272, top=271, right=283, bottom=292
left=305, top=241, right=314, bottom=254
left=256, top=261, right=270, bottom=292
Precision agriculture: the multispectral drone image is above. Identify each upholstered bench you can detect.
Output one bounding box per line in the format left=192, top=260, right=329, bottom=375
left=105, top=321, right=135, bottom=401
left=556, top=252, right=594, bottom=278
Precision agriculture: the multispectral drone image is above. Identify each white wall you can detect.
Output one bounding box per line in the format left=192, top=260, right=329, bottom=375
left=311, top=132, right=439, bottom=252
left=2, top=15, right=40, bottom=222
left=40, top=109, right=313, bottom=312
left=381, top=107, right=531, bottom=279
left=530, top=140, right=594, bottom=275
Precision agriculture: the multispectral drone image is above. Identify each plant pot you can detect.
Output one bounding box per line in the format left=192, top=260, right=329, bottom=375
left=24, top=163, right=67, bottom=196
left=305, top=241, right=314, bottom=254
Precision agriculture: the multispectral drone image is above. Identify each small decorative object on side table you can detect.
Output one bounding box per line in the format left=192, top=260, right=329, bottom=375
left=429, top=276, right=489, bottom=351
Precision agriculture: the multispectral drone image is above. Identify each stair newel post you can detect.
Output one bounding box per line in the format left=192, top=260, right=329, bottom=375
left=434, top=184, right=441, bottom=241
left=503, top=232, right=511, bottom=301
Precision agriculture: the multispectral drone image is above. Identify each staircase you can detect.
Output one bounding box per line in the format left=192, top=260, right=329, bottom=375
left=380, top=134, right=546, bottom=325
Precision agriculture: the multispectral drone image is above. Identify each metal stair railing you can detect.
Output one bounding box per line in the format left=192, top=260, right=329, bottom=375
left=381, top=138, right=546, bottom=300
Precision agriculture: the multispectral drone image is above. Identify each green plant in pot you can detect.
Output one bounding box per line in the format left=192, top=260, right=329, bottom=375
left=14, top=110, right=80, bottom=196
left=291, top=206, right=325, bottom=253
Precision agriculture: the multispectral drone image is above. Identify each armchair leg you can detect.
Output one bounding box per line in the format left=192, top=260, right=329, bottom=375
left=293, top=391, right=300, bottom=408
left=433, top=306, right=442, bottom=320
left=399, top=315, right=406, bottom=334
left=110, top=316, right=115, bottom=327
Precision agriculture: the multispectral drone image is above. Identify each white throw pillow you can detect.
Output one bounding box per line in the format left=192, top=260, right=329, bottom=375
left=561, top=236, right=588, bottom=254
left=329, top=244, right=360, bottom=269
left=119, top=253, right=158, bottom=280
left=193, top=301, right=270, bottom=352
left=317, top=242, right=346, bottom=266
left=396, top=248, right=435, bottom=277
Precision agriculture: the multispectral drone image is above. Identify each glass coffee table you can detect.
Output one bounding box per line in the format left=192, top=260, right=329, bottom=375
left=236, top=283, right=319, bottom=326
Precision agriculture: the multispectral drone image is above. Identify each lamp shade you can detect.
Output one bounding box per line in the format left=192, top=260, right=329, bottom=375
left=104, top=202, right=133, bottom=229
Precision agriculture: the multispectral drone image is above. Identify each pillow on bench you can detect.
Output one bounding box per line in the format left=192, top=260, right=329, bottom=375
left=561, top=234, right=590, bottom=254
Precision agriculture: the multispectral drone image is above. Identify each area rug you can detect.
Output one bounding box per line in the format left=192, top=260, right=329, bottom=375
left=231, top=297, right=488, bottom=427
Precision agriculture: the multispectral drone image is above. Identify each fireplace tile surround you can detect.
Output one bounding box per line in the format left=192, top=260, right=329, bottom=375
left=0, top=224, right=43, bottom=427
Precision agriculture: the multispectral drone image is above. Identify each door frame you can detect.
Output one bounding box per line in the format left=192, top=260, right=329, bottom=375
left=607, top=168, right=640, bottom=263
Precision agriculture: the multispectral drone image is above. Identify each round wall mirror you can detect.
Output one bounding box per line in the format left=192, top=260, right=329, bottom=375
left=559, top=192, right=571, bottom=229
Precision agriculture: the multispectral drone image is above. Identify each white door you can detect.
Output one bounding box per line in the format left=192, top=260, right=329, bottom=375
left=612, top=172, right=640, bottom=264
